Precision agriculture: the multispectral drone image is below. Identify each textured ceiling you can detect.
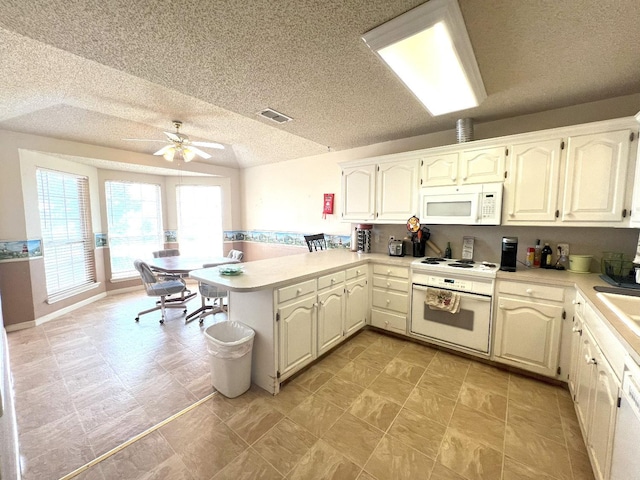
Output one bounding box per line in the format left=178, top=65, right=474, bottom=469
left=0, top=0, right=639, bottom=170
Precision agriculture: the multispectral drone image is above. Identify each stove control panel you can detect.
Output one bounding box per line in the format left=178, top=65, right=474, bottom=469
left=412, top=272, right=494, bottom=296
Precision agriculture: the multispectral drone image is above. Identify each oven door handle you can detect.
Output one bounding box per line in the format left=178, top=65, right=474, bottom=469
left=412, top=285, right=491, bottom=302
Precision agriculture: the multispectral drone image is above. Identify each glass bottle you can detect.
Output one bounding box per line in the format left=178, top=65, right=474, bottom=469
left=444, top=242, right=452, bottom=259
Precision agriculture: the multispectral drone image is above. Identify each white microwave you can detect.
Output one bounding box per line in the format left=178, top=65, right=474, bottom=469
left=419, top=183, right=503, bottom=225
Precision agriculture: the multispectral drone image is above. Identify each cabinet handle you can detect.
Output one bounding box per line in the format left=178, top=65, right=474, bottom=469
left=462, top=176, right=468, bottom=181
left=386, top=299, right=391, bottom=304
left=331, top=278, right=336, bottom=283
left=584, top=355, right=597, bottom=365
left=319, top=300, right=325, bottom=307
left=296, top=288, right=302, bottom=294
left=384, top=321, right=389, bottom=327
left=509, top=211, right=514, bottom=217
left=386, top=282, right=391, bottom=287
left=387, top=269, right=392, bottom=274
left=526, top=288, right=533, bottom=294
left=572, top=299, right=581, bottom=305
left=451, top=176, right=456, bottom=181
left=572, top=326, right=583, bottom=334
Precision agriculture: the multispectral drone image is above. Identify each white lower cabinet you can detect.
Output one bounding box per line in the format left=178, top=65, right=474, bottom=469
left=370, top=264, right=409, bottom=335
left=493, top=281, right=565, bottom=377
left=277, top=290, right=317, bottom=380
left=317, top=277, right=346, bottom=356
left=345, top=267, right=368, bottom=337
left=277, top=267, right=369, bottom=381
left=569, top=302, right=621, bottom=480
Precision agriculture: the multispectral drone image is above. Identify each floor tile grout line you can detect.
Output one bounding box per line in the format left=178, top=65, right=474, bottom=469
left=57, top=391, right=217, bottom=480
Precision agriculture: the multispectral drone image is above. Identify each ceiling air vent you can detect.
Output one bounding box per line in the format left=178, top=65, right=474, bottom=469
left=257, top=108, right=293, bottom=124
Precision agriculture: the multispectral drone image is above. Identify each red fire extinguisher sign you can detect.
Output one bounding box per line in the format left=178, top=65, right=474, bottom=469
left=323, top=193, right=334, bottom=217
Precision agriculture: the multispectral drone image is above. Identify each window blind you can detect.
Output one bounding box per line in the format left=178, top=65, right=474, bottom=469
left=105, top=181, right=163, bottom=279
left=176, top=185, right=223, bottom=256
left=36, top=168, right=96, bottom=301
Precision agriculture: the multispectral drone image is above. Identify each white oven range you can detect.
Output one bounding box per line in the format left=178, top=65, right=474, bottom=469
left=410, top=257, right=499, bottom=356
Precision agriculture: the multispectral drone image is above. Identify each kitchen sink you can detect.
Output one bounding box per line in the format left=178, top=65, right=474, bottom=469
left=596, top=292, right=640, bottom=336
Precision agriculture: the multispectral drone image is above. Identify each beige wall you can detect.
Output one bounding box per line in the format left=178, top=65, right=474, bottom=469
left=0, top=130, right=241, bottom=327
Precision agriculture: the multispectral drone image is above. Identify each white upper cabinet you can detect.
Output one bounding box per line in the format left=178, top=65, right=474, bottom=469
left=503, top=138, right=563, bottom=225
left=420, top=152, right=459, bottom=187
left=376, top=160, right=420, bottom=221
left=341, top=164, right=376, bottom=221
left=420, top=146, right=506, bottom=187
left=459, top=145, right=507, bottom=185
left=341, top=157, right=419, bottom=223
left=562, top=129, right=634, bottom=223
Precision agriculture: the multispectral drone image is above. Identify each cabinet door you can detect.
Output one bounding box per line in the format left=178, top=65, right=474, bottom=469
left=562, top=130, right=632, bottom=223
left=278, top=295, right=317, bottom=378
left=345, top=277, right=367, bottom=337
left=376, top=160, right=419, bottom=221
left=459, top=146, right=506, bottom=184
left=568, top=315, right=584, bottom=398
left=575, top=328, right=597, bottom=431
left=317, top=284, right=345, bottom=356
left=420, top=152, right=459, bottom=187
left=588, top=349, right=619, bottom=480
left=494, top=296, right=563, bottom=377
left=503, top=139, right=563, bottom=224
left=342, top=164, right=376, bottom=221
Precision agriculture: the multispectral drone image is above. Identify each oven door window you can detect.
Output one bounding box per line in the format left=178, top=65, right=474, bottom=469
left=410, top=286, right=491, bottom=354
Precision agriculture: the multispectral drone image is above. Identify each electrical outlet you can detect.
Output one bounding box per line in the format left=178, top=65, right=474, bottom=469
left=557, top=243, right=569, bottom=256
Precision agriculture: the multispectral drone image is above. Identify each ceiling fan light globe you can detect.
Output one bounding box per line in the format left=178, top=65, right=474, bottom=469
left=183, top=148, right=196, bottom=162
left=163, top=148, right=175, bottom=162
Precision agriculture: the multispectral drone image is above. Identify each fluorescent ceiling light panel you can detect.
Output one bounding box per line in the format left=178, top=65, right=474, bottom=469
left=362, top=0, right=486, bottom=116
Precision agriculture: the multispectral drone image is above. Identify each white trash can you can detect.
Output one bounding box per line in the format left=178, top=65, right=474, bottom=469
left=204, top=321, right=255, bottom=398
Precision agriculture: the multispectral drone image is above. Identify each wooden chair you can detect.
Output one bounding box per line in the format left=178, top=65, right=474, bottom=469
left=304, top=234, right=327, bottom=252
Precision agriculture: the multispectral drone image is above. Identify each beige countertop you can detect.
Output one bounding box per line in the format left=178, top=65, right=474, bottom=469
left=189, top=250, right=415, bottom=292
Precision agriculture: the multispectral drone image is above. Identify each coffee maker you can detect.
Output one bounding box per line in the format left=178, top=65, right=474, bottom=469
left=500, top=237, right=518, bottom=272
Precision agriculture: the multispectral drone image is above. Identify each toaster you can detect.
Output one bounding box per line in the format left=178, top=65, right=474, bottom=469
left=388, top=239, right=404, bottom=257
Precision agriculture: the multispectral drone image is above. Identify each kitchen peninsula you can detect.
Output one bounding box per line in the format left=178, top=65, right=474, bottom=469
left=190, top=250, right=412, bottom=393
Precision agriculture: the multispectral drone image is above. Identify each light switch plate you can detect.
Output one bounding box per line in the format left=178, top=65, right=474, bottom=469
left=557, top=243, right=569, bottom=256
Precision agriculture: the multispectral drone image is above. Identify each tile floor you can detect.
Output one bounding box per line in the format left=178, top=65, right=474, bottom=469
left=7, top=290, right=596, bottom=480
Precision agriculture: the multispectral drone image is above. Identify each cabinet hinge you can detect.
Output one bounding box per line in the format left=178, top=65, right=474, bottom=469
left=617, top=396, right=622, bottom=408
left=630, top=132, right=635, bottom=142
left=555, top=210, right=560, bottom=218
left=562, top=310, right=566, bottom=320
left=420, top=178, right=423, bottom=185
left=504, top=171, right=507, bottom=179
left=276, top=312, right=280, bottom=322
left=505, top=147, right=509, bottom=156
left=277, top=370, right=281, bottom=379
left=561, top=140, right=565, bottom=150
left=421, top=159, right=423, bottom=166
left=377, top=165, right=380, bottom=171
left=557, top=366, right=561, bottom=375
left=622, top=208, right=628, bottom=218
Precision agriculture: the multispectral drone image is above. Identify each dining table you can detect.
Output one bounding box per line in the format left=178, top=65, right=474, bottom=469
left=147, top=255, right=240, bottom=276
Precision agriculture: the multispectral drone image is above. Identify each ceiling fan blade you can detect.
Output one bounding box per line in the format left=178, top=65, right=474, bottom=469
left=187, top=146, right=212, bottom=159
left=192, top=141, right=225, bottom=150
left=164, top=131, right=182, bottom=142
left=153, top=145, right=174, bottom=156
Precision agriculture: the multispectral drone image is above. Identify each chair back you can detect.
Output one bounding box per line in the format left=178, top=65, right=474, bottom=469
left=304, top=234, right=327, bottom=252
left=152, top=249, right=180, bottom=258
left=227, top=249, right=244, bottom=261
left=134, top=259, right=158, bottom=287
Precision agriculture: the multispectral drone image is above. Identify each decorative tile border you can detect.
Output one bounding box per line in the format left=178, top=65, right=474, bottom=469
left=0, top=239, right=42, bottom=262
left=224, top=230, right=351, bottom=250
left=95, top=233, right=108, bottom=248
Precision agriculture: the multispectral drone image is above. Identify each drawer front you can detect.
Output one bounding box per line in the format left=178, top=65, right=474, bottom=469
left=372, top=288, right=408, bottom=314
left=346, top=265, right=367, bottom=280
left=371, top=308, right=406, bottom=334
left=277, top=279, right=316, bottom=304
left=497, top=281, right=564, bottom=302
left=372, top=264, right=409, bottom=279
left=318, top=270, right=346, bottom=290
left=372, top=276, right=409, bottom=293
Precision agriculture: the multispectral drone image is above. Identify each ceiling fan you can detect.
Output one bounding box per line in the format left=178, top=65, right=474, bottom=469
left=124, top=120, right=224, bottom=162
